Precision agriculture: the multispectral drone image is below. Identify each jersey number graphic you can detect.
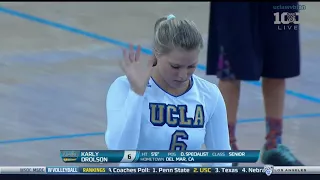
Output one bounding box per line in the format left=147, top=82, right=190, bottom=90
left=169, top=130, right=189, bottom=150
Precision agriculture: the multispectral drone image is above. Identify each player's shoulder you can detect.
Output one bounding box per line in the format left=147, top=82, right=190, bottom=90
left=108, top=75, right=131, bottom=93
left=192, top=74, right=219, bottom=95
left=110, top=75, right=130, bottom=86
left=192, top=75, right=222, bottom=117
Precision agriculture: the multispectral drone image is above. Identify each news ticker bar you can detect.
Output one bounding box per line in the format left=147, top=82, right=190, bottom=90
left=0, top=166, right=318, bottom=175
left=60, top=150, right=260, bottom=163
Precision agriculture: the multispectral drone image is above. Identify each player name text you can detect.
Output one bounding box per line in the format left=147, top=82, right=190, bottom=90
left=81, top=152, right=99, bottom=156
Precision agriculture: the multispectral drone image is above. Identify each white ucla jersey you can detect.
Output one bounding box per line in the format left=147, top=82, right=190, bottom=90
left=106, top=75, right=231, bottom=167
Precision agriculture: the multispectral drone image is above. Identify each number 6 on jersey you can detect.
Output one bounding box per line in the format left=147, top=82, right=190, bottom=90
left=169, top=130, right=189, bottom=150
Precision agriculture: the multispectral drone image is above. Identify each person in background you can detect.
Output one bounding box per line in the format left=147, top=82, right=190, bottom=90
left=206, top=2, right=304, bottom=166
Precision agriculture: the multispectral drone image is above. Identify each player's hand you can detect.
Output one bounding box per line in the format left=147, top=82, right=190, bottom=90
left=120, top=44, right=156, bottom=96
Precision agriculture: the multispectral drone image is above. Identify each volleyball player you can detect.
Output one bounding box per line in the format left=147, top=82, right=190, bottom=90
left=106, top=14, right=232, bottom=167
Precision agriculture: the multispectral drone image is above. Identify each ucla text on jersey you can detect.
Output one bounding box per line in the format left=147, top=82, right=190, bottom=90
left=149, top=103, right=205, bottom=150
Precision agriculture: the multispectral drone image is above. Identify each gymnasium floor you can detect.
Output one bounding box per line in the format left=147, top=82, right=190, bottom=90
left=0, top=2, right=319, bottom=166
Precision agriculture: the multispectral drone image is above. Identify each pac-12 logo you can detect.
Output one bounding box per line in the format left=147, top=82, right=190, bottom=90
left=263, top=165, right=274, bottom=176
left=274, top=12, right=299, bottom=31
